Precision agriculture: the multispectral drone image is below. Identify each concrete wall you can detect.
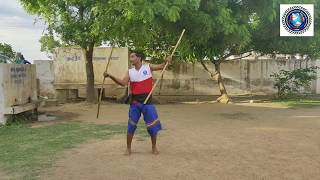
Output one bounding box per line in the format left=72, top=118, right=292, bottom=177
left=152, top=58, right=320, bottom=96
left=316, top=60, right=320, bottom=94
left=35, top=51, right=320, bottom=101
left=34, top=60, right=56, bottom=98
left=53, top=47, right=129, bottom=99
left=0, top=64, right=37, bottom=124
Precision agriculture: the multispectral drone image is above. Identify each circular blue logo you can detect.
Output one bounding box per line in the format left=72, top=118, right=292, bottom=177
left=282, top=6, right=312, bottom=35
left=143, top=70, right=148, bottom=75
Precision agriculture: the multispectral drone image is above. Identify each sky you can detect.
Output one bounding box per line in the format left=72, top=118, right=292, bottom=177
left=0, top=0, right=48, bottom=61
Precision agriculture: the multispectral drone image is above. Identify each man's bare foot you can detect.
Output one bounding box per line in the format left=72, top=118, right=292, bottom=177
left=124, top=148, right=132, bottom=156
left=152, top=147, right=159, bottom=155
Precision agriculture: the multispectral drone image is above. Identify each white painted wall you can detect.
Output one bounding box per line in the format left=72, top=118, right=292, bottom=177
left=152, top=59, right=320, bottom=96
left=0, top=71, right=5, bottom=124
left=316, top=60, right=320, bottom=94
left=34, top=60, right=56, bottom=98
left=0, top=64, right=37, bottom=124
left=53, top=47, right=129, bottom=98
left=53, top=47, right=129, bottom=85
left=35, top=54, right=320, bottom=100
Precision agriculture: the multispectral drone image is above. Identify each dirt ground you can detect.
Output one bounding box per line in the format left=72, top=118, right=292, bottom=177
left=37, top=102, right=320, bottom=180
left=0, top=170, right=10, bottom=180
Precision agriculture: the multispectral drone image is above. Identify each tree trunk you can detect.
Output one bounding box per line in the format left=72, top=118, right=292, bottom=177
left=214, top=61, right=231, bottom=104
left=84, top=45, right=96, bottom=103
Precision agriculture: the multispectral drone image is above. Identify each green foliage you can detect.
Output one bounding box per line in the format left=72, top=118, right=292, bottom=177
left=251, top=0, right=320, bottom=58
left=20, top=0, right=320, bottom=71
left=20, top=0, right=199, bottom=50
left=117, top=0, right=253, bottom=61
left=0, top=121, right=126, bottom=179
left=270, top=66, right=318, bottom=97
left=167, top=0, right=255, bottom=61
left=20, top=0, right=114, bottom=49
left=121, top=0, right=320, bottom=63
left=20, top=0, right=320, bottom=60
left=0, top=43, right=15, bottom=59
left=39, top=33, right=61, bottom=54
left=180, top=0, right=319, bottom=61
left=19, top=0, right=128, bottom=101
left=110, top=0, right=200, bottom=61
left=20, top=0, right=199, bottom=101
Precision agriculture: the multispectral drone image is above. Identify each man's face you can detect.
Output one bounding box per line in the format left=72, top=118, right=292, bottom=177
left=129, top=52, right=141, bottom=65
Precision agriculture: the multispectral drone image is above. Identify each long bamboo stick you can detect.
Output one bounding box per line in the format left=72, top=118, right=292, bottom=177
left=96, top=47, right=114, bottom=118
left=143, top=29, right=186, bottom=104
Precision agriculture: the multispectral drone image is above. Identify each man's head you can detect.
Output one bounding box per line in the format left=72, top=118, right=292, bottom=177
left=129, top=50, right=145, bottom=65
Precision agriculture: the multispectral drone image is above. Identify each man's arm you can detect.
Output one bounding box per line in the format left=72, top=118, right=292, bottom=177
left=149, top=56, right=172, bottom=71
left=104, top=71, right=129, bottom=87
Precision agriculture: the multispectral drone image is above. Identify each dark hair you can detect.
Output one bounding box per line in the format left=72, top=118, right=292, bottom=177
left=131, top=50, right=145, bottom=61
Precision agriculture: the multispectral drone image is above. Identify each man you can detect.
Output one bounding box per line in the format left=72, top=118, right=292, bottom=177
left=104, top=51, right=171, bottom=155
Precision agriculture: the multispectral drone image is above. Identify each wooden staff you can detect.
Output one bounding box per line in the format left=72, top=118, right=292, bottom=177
left=97, top=47, right=114, bottom=118
left=144, top=29, right=186, bottom=104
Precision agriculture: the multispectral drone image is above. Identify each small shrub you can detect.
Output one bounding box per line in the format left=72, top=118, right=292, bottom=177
left=270, top=66, right=318, bottom=97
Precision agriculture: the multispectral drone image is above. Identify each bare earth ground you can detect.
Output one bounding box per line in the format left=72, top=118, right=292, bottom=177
left=35, top=102, right=320, bottom=180
left=0, top=170, right=10, bottom=180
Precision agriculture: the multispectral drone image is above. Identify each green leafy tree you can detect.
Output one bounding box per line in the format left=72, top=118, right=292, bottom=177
left=167, top=0, right=319, bottom=103
left=39, top=32, right=61, bottom=57
left=21, top=0, right=319, bottom=104
left=252, top=0, right=320, bottom=58
left=109, top=0, right=200, bottom=94
left=20, top=0, right=199, bottom=103
left=20, top=0, right=117, bottom=103
left=0, top=43, right=15, bottom=59
left=147, top=0, right=256, bottom=103
left=100, top=0, right=259, bottom=103
left=252, top=0, right=320, bottom=97
left=110, top=0, right=199, bottom=55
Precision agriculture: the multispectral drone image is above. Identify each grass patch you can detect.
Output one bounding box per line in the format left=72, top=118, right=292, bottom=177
left=0, top=121, right=126, bottom=180
left=272, top=95, right=320, bottom=108
left=285, top=100, right=320, bottom=108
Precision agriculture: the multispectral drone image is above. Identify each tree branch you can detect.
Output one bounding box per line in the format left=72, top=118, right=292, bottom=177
left=215, top=52, right=233, bottom=64
left=200, top=59, right=217, bottom=78
left=226, top=52, right=252, bottom=61
left=221, top=52, right=233, bottom=60
left=218, top=49, right=254, bottom=62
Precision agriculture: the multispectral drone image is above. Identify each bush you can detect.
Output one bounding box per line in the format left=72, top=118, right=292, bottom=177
left=270, top=66, right=318, bottom=97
